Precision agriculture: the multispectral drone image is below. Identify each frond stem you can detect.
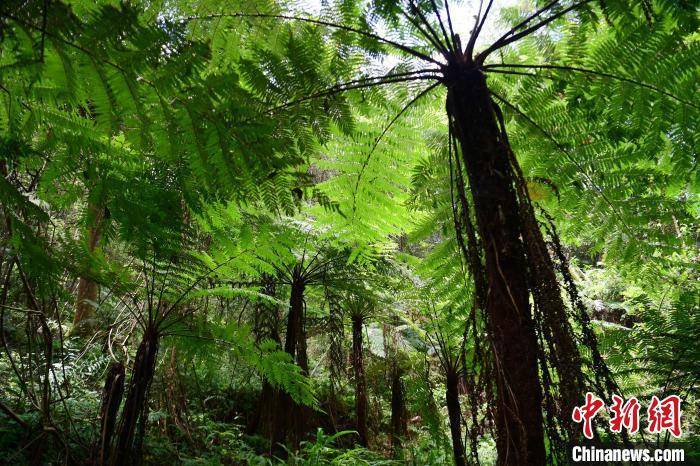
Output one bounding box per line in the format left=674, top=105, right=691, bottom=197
left=484, top=63, right=699, bottom=109
left=407, top=0, right=450, bottom=56
left=428, top=0, right=455, bottom=53
left=263, top=71, right=441, bottom=115
left=443, top=0, right=457, bottom=51
left=484, top=69, right=539, bottom=78
left=183, top=12, right=442, bottom=65
left=465, top=0, right=494, bottom=59
left=477, top=0, right=594, bottom=62
left=491, top=0, right=561, bottom=46
left=350, top=81, right=440, bottom=214
left=401, top=10, right=450, bottom=56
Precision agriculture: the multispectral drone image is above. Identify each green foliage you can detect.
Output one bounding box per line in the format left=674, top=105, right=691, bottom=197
left=0, top=0, right=698, bottom=464
left=281, top=429, right=395, bottom=465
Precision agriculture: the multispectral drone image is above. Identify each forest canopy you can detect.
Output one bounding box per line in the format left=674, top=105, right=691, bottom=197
left=0, top=0, right=697, bottom=464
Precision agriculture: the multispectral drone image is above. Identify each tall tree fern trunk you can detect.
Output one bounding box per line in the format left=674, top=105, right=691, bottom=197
left=298, top=323, right=309, bottom=375
left=95, top=362, right=125, bottom=466
left=284, top=277, right=305, bottom=360
left=445, top=367, right=466, bottom=466
left=351, top=314, right=368, bottom=446
left=273, top=276, right=306, bottom=449
left=110, top=326, right=159, bottom=466
left=519, top=205, right=582, bottom=439
left=446, top=70, right=545, bottom=465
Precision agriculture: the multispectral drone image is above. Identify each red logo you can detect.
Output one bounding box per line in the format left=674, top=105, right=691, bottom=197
left=572, top=392, right=605, bottom=439
left=609, top=395, right=641, bottom=434
left=572, top=393, right=682, bottom=439
left=647, top=395, right=682, bottom=438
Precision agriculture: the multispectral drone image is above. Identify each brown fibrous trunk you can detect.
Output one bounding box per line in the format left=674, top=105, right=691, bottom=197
left=94, top=362, right=125, bottom=466
left=446, top=70, right=545, bottom=465
left=272, top=275, right=306, bottom=450
left=110, top=326, right=159, bottom=466
left=445, top=368, right=466, bottom=466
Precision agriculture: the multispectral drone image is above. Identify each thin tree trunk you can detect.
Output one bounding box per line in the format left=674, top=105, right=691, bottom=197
left=390, top=364, right=407, bottom=451
left=446, top=71, right=546, bottom=465
left=445, top=368, right=466, bottom=466
left=164, top=347, right=192, bottom=442
left=95, top=362, right=125, bottom=466
left=73, top=202, right=103, bottom=331
left=351, top=314, right=368, bottom=446
left=110, top=326, right=159, bottom=466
